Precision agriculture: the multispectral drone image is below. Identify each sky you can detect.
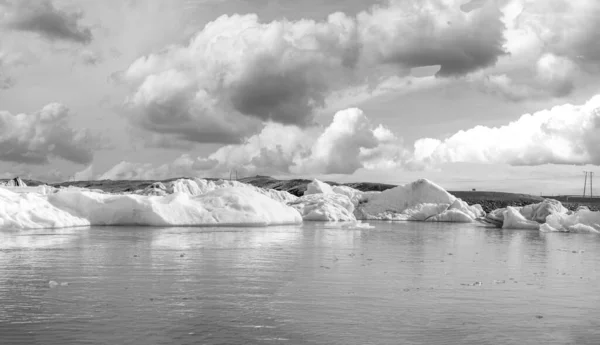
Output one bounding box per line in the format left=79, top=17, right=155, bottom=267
left=0, top=0, right=600, bottom=195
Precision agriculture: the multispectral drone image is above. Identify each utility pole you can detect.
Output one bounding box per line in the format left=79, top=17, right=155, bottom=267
left=584, top=171, right=588, bottom=197
left=591, top=172, right=594, bottom=198
left=584, top=171, right=594, bottom=198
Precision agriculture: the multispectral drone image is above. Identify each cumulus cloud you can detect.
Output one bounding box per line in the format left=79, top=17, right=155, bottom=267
left=98, top=92, right=600, bottom=180
left=471, top=53, right=578, bottom=101
left=99, top=108, right=406, bottom=179
left=358, top=0, right=506, bottom=77
left=1, top=0, right=93, bottom=44
left=120, top=0, right=600, bottom=149
left=121, top=0, right=508, bottom=147
left=456, top=0, right=600, bottom=100
left=412, top=94, right=600, bottom=166
left=294, top=108, right=405, bottom=174
left=509, top=0, right=600, bottom=67
left=0, top=103, right=97, bottom=165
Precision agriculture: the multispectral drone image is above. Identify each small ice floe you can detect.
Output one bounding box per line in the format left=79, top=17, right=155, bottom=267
left=493, top=280, right=506, bottom=284
left=341, top=221, right=374, bottom=229
left=49, top=280, right=68, bottom=288
left=461, top=281, right=482, bottom=286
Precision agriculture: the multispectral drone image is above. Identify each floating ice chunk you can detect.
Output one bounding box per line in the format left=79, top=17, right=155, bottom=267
left=428, top=209, right=475, bottom=222
left=288, top=193, right=355, bottom=221
left=331, top=186, right=372, bottom=206
left=49, top=281, right=59, bottom=288
left=298, top=179, right=478, bottom=223
left=304, top=179, right=335, bottom=195
left=386, top=203, right=450, bottom=221
left=359, top=179, right=456, bottom=218
left=135, top=178, right=297, bottom=203
left=356, top=179, right=477, bottom=222
left=486, top=198, right=600, bottom=231
left=544, top=210, right=600, bottom=233
left=501, top=207, right=541, bottom=230
left=0, top=187, right=301, bottom=229
left=519, top=199, right=568, bottom=223
left=0, top=188, right=89, bottom=229
left=49, top=187, right=302, bottom=227
left=448, top=199, right=485, bottom=219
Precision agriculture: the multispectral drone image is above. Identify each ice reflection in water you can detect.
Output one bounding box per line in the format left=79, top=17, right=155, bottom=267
left=0, top=222, right=599, bottom=345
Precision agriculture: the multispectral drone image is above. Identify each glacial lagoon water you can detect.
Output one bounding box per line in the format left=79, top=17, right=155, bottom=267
left=1, top=222, right=599, bottom=345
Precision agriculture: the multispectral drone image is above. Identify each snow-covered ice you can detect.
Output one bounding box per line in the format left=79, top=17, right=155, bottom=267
left=304, top=179, right=334, bottom=196
left=289, top=193, right=356, bottom=221
left=357, top=179, right=484, bottom=222
left=137, top=178, right=298, bottom=203
left=0, top=185, right=302, bottom=229
left=3, top=176, right=600, bottom=232
left=484, top=198, right=600, bottom=232
left=296, top=178, right=483, bottom=223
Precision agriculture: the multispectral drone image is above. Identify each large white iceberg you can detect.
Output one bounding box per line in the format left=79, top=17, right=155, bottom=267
left=0, top=188, right=88, bottom=229
left=0, top=186, right=302, bottom=229
left=293, top=178, right=483, bottom=223
left=357, top=179, right=484, bottom=222
left=136, top=178, right=297, bottom=203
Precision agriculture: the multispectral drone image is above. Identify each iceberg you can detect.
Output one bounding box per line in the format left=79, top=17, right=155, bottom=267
left=482, top=199, right=569, bottom=230
left=357, top=179, right=484, bottom=222
left=0, top=186, right=302, bottom=229
left=304, top=179, right=335, bottom=195
left=0, top=177, right=27, bottom=187
left=136, top=178, right=298, bottom=203
left=294, top=178, right=483, bottom=223
left=288, top=193, right=356, bottom=221
left=9, top=176, right=599, bottom=231
left=482, top=198, right=600, bottom=232
left=0, top=188, right=89, bottom=229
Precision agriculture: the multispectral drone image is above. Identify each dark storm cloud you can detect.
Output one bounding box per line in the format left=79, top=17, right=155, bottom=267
left=1, top=0, right=93, bottom=44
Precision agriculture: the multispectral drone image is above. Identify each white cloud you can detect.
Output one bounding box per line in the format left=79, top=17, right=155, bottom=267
left=121, top=0, right=508, bottom=147
left=358, top=0, right=506, bottom=76
left=99, top=92, right=600, bottom=181
left=293, top=108, right=405, bottom=174
left=412, top=93, right=600, bottom=166
left=0, top=103, right=97, bottom=165
left=99, top=107, right=405, bottom=179
left=470, top=53, right=578, bottom=101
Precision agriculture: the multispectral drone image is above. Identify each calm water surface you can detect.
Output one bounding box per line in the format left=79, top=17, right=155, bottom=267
left=1, top=222, right=599, bottom=345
